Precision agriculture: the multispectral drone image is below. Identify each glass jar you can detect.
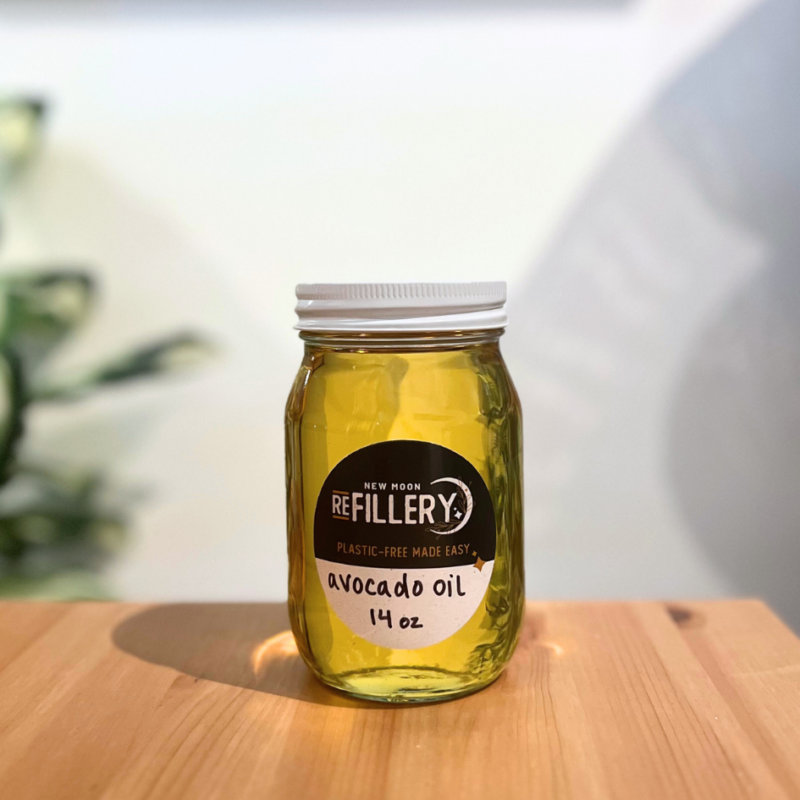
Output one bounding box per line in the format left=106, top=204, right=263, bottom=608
left=285, top=283, right=524, bottom=703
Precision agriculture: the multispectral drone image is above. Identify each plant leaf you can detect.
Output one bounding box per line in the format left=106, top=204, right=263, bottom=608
left=32, top=331, right=216, bottom=402
left=0, top=270, right=95, bottom=373
left=0, top=348, right=25, bottom=488
left=0, top=570, right=111, bottom=600
left=0, top=463, right=132, bottom=582
left=0, top=97, right=46, bottom=185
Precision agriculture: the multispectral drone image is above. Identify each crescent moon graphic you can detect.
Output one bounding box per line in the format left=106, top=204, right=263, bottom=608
left=430, top=477, right=473, bottom=533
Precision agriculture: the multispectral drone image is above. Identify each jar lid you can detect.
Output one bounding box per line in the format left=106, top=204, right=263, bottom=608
left=294, top=282, right=507, bottom=332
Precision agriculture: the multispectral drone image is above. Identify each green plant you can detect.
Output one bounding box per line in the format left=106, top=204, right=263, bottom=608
left=0, top=97, right=214, bottom=599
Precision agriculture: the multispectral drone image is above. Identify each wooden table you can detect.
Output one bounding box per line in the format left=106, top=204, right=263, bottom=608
left=1, top=601, right=799, bottom=800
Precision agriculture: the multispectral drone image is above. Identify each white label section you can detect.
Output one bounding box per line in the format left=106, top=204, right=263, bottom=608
left=317, top=559, right=494, bottom=650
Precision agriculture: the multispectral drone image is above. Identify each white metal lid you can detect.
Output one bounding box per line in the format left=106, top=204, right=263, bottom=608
left=294, top=282, right=507, bottom=332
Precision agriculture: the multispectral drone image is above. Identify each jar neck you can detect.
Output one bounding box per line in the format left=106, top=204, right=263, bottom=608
left=299, top=328, right=503, bottom=353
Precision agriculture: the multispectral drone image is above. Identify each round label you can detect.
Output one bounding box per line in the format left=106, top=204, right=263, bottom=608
left=314, top=440, right=496, bottom=649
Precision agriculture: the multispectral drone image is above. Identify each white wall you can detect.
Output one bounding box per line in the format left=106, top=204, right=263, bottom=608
left=3, top=0, right=798, bottom=627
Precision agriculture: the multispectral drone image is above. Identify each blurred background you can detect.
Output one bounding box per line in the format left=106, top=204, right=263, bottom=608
left=0, top=0, right=798, bottom=628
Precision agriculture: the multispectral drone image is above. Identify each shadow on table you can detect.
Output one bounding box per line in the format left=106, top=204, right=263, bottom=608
left=112, top=603, right=374, bottom=708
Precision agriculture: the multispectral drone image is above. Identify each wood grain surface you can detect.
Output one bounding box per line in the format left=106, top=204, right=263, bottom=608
left=0, top=600, right=798, bottom=800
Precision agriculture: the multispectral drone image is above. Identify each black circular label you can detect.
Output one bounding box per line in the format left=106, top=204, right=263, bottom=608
left=314, top=440, right=496, bottom=570
left=314, top=440, right=497, bottom=649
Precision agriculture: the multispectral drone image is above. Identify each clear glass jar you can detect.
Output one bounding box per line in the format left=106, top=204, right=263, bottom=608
left=285, top=284, right=524, bottom=703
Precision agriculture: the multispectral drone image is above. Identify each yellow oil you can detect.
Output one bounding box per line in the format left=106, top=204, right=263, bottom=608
left=285, top=332, right=524, bottom=703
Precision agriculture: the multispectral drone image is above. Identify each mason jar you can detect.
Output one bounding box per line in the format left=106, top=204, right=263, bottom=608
left=285, top=282, right=524, bottom=703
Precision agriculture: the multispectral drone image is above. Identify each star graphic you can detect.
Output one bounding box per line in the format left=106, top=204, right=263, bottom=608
left=454, top=509, right=463, bottom=519
left=473, top=556, right=486, bottom=572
